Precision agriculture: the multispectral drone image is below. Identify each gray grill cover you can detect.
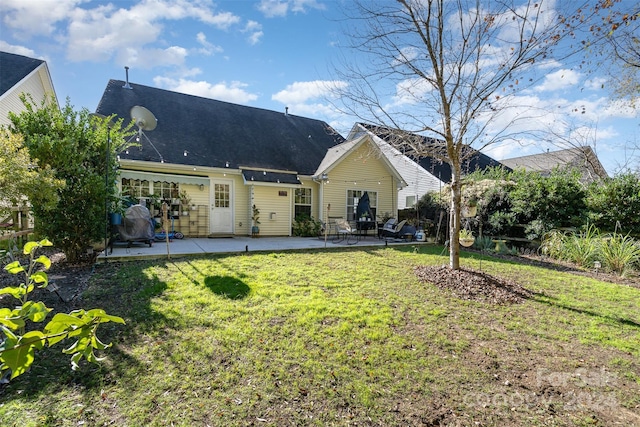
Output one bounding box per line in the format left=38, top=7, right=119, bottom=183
left=115, top=204, right=155, bottom=241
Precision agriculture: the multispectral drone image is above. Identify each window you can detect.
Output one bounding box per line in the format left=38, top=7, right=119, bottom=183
left=346, top=190, right=377, bottom=221
left=121, top=178, right=150, bottom=199
left=214, top=183, right=230, bottom=208
left=406, top=195, right=416, bottom=207
left=153, top=181, right=179, bottom=200
left=294, top=188, right=312, bottom=219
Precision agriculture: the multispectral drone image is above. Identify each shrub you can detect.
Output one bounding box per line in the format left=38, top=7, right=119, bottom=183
left=8, top=95, right=134, bottom=262
left=292, top=215, right=322, bottom=237
left=586, top=173, right=640, bottom=236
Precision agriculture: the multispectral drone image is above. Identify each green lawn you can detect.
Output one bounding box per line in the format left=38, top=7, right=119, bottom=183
left=1, top=246, right=639, bottom=426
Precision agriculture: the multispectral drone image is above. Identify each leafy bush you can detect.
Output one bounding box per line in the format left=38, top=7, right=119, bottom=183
left=292, top=215, right=322, bottom=237
left=8, top=95, right=134, bottom=262
left=509, top=169, right=587, bottom=240
left=586, top=173, right=640, bottom=236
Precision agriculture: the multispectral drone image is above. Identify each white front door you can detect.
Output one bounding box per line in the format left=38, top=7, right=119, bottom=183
left=210, top=180, right=233, bottom=233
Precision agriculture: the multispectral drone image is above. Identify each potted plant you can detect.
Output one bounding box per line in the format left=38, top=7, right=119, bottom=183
left=251, top=204, right=260, bottom=237
left=459, top=228, right=475, bottom=247
left=109, top=195, right=131, bottom=225
left=462, top=196, right=478, bottom=218
left=179, top=190, right=191, bottom=216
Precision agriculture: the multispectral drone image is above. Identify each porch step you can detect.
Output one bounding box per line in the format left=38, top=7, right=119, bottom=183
left=208, top=233, right=234, bottom=238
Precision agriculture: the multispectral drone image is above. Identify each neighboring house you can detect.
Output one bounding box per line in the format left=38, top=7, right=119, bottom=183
left=348, top=123, right=509, bottom=209
left=0, top=51, right=57, bottom=127
left=501, top=146, right=608, bottom=183
left=95, top=79, right=406, bottom=237
left=0, top=51, right=57, bottom=231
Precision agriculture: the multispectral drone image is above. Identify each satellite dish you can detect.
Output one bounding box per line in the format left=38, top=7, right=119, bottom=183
left=130, top=106, right=157, bottom=131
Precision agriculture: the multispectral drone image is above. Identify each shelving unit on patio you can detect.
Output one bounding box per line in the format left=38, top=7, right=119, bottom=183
left=196, top=205, right=208, bottom=237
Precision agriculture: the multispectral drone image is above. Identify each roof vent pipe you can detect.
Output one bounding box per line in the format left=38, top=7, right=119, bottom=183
left=285, top=106, right=288, bottom=116
left=123, top=66, right=132, bottom=89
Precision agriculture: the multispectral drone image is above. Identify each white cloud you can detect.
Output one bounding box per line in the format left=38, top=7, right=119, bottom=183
left=272, top=80, right=346, bottom=104
left=390, top=78, right=433, bottom=107
left=535, top=69, right=580, bottom=92
left=257, top=0, right=325, bottom=18
left=0, top=0, right=82, bottom=37
left=153, top=76, right=258, bottom=104
left=2, top=0, right=241, bottom=68
left=242, top=21, right=263, bottom=45
left=583, top=76, right=607, bottom=91
left=195, top=32, right=223, bottom=56
left=258, top=0, right=289, bottom=18
left=601, top=99, right=638, bottom=119
left=0, top=40, right=39, bottom=58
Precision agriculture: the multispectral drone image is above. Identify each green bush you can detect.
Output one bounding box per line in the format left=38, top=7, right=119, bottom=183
left=292, top=215, right=322, bottom=237
left=586, top=173, right=640, bottom=236
left=8, top=95, right=134, bottom=262
left=509, top=169, right=587, bottom=240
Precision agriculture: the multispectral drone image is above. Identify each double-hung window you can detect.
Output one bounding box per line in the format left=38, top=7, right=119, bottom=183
left=294, top=188, right=312, bottom=219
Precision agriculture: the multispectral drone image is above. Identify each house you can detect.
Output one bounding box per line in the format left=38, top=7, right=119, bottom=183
left=95, top=79, right=406, bottom=237
left=0, top=51, right=57, bottom=127
left=348, top=123, right=510, bottom=209
left=501, top=146, right=608, bottom=183
left=0, top=51, right=57, bottom=233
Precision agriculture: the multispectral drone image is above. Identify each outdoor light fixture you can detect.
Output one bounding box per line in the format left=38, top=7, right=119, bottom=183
left=183, top=150, right=188, bottom=156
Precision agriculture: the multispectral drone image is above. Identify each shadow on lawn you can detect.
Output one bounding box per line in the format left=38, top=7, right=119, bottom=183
left=532, top=291, right=640, bottom=329
left=0, top=259, right=171, bottom=399
left=204, top=275, right=251, bottom=299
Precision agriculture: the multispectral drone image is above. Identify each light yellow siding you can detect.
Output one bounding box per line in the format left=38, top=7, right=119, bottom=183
left=251, top=185, right=293, bottom=236
left=322, top=142, right=398, bottom=221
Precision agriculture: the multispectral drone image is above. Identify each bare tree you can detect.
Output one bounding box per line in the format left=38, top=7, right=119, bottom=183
left=588, top=2, right=640, bottom=105
left=331, top=0, right=603, bottom=269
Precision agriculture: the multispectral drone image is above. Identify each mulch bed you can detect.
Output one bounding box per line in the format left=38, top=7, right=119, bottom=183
left=414, top=264, right=534, bottom=304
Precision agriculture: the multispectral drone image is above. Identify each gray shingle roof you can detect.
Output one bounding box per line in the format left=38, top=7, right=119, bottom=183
left=360, top=123, right=509, bottom=183
left=501, top=146, right=608, bottom=181
left=95, top=80, right=345, bottom=175
left=0, top=51, right=45, bottom=96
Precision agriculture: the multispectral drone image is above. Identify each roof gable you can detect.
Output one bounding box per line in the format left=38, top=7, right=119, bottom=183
left=358, top=123, right=509, bottom=183
left=0, top=51, right=45, bottom=97
left=314, top=134, right=406, bottom=185
left=96, top=80, right=345, bottom=174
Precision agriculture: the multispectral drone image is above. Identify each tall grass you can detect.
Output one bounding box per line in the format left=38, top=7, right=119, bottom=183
left=562, top=224, right=601, bottom=267
left=541, top=225, right=640, bottom=276
left=600, top=233, right=640, bottom=276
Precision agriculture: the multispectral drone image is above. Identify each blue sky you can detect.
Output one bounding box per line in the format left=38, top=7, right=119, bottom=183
left=1, top=0, right=638, bottom=175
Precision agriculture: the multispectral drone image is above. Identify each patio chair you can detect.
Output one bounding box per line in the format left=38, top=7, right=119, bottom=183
left=332, top=219, right=358, bottom=245
left=380, top=219, right=407, bottom=240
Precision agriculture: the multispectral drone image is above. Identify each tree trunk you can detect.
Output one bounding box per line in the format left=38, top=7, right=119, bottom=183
left=449, top=167, right=462, bottom=270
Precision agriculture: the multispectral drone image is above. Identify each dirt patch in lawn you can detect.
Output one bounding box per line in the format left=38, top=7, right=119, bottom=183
left=414, top=264, right=534, bottom=304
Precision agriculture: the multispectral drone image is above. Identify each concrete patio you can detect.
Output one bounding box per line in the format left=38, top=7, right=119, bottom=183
left=98, top=234, right=422, bottom=262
